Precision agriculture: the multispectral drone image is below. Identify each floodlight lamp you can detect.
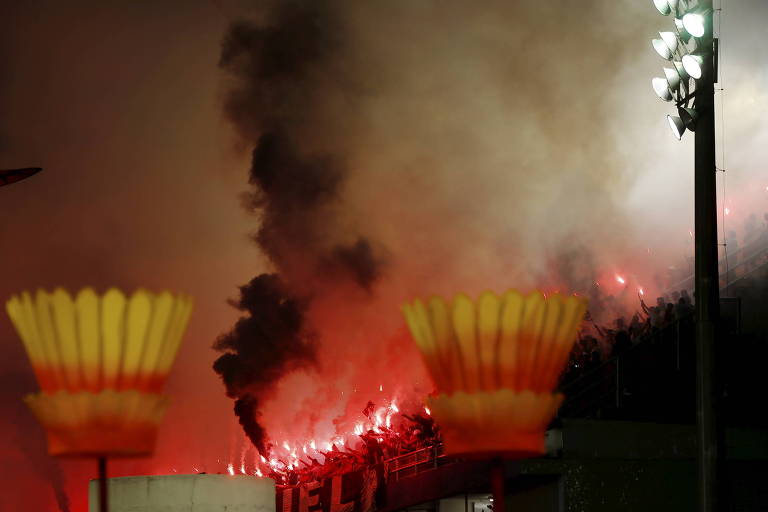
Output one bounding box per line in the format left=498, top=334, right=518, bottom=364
left=660, top=32, right=679, bottom=53
left=667, top=115, right=685, bottom=140
left=652, top=39, right=674, bottom=60
left=664, top=67, right=681, bottom=91
left=682, top=11, right=708, bottom=38
left=652, top=77, right=673, bottom=102
left=653, top=0, right=671, bottom=15
left=678, top=106, right=698, bottom=131
left=673, top=61, right=689, bottom=82
left=674, top=18, right=692, bottom=42
left=682, top=54, right=703, bottom=79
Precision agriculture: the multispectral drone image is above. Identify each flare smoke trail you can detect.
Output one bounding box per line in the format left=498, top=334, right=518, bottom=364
left=213, top=1, right=386, bottom=452
left=215, top=0, right=664, bottom=448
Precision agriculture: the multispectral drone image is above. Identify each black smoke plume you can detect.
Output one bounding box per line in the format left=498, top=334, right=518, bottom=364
left=214, top=1, right=385, bottom=453
left=213, top=274, right=316, bottom=453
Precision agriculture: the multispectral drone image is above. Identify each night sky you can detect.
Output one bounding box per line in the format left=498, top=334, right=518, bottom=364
left=0, top=1, right=766, bottom=510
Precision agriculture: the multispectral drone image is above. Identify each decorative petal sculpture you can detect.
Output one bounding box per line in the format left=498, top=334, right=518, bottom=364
left=6, top=287, right=193, bottom=456
left=402, top=290, right=587, bottom=458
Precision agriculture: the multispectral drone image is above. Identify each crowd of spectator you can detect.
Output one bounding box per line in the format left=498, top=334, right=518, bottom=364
left=268, top=409, right=439, bottom=487
left=563, top=289, right=694, bottom=385
left=262, top=210, right=768, bottom=487
left=565, top=207, right=768, bottom=382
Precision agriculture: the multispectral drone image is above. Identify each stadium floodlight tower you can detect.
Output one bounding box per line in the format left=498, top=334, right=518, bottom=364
left=650, top=1, right=721, bottom=511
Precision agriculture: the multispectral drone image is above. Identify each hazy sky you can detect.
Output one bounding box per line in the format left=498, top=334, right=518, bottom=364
left=0, top=2, right=262, bottom=510
left=0, top=1, right=766, bottom=510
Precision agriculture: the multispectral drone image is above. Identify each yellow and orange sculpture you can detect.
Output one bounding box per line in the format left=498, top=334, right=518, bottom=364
left=6, top=288, right=193, bottom=457
left=402, top=290, right=587, bottom=458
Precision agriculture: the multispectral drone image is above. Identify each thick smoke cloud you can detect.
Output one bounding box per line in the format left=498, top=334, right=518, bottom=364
left=215, top=0, right=664, bottom=451
left=214, top=1, right=386, bottom=453
left=213, top=274, right=316, bottom=453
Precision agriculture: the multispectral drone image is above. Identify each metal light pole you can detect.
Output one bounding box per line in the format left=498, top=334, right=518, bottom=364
left=650, top=1, right=722, bottom=509
left=693, top=3, right=721, bottom=511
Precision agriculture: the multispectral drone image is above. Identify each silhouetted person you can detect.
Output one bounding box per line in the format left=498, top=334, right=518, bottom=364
left=612, top=330, right=632, bottom=357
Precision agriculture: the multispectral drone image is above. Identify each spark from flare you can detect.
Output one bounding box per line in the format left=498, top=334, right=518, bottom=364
left=227, top=463, right=235, bottom=476
left=615, top=275, right=626, bottom=285
left=424, top=406, right=431, bottom=416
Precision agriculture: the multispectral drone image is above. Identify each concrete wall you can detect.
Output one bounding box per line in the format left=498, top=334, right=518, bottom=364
left=88, top=474, right=275, bottom=512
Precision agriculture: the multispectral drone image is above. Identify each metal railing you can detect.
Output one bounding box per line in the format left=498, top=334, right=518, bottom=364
left=384, top=444, right=446, bottom=481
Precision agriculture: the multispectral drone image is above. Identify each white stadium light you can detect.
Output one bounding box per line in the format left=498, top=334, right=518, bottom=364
left=652, top=77, right=673, bottom=101
left=664, top=66, right=681, bottom=92
left=652, top=31, right=679, bottom=60
left=674, top=18, right=692, bottom=43
left=667, top=115, right=686, bottom=140
left=653, top=38, right=674, bottom=60
left=682, top=11, right=708, bottom=38
left=679, top=106, right=699, bottom=131
left=673, top=61, right=689, bottom=81
left=660, top=32, right=679, bottom=53
left=682, top=54, right=704, bottom=79
left=653, top=0, right=672, bottom=15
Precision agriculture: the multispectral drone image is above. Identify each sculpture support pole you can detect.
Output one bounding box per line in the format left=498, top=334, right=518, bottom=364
left=98, top=456, right=109, bottom=512
left=490, top=458, right=505, bottom=512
